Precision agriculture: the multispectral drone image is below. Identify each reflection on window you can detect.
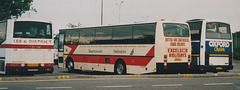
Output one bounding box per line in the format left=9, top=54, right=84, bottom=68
left=133, top=23, right=155, bottom=44
left=163, top=23, right=189, bottom=37
left=113, top=26, right=132, bottom=40
left=65, top=30, right=79, bottom=45
left=62, top=23, right=157, bottom=45
left=79, top=29, right=95, bottom=44
left=0, top=21, right=7, bottom=44
left=54, top=36, right=59, bottom=49
left=58, top=34, right=64, bottom=52
left=188, top=21, right=202, bottom=40
left=95, top=28, right=112, bottom=44
left=206, top=22, right=231, bottom=39
left=95, top=28, right=112, bottom=40
left=14, top=21, right=52, bottom=39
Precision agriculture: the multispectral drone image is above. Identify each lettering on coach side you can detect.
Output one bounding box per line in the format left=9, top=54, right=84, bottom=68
left=166, top=38, right=189, bottom=46
left=13, top=39, right=52, bottom=44
left=89, top=49, right=103, bottom=53
left=168, top=48, right=188, bottom=57
left=114, top=49, right=127, bottom=53
left=209, top=41, right=230, bottom=48
left=208, top=41, right=230, bottom=52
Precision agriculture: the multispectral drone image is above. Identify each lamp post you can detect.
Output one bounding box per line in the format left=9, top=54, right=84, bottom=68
left=101, top=0, right=103, bottom=25
left=116, top=1, right=124, bottom=23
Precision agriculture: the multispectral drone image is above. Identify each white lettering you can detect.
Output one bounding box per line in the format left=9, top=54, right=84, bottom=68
left=209, top=41, right=230, bottom=48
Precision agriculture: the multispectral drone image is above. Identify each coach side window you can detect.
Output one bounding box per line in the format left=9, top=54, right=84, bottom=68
left=133, top=24, right=155, bottom=44
left=65, top=30, right=72, bottom=44
left=95, top=27, right=112, bottom=44
left=112, top=26, right=132, bottom=44
left=0, top=21, right=7, bottom=44
left=65, top=30, right=79, bottom=45
left=79, top=29, right=95, bottom=44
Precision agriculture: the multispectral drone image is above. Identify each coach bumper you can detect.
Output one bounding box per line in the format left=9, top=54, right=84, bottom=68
left=6, top=66, right=54, bottom=74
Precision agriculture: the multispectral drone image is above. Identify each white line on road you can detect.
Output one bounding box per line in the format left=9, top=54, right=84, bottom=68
left=0, top=87, right=8, bottom=90
left=36, top=87, right=72, bottom=89
left=97, top=85, right=132, bottom=88
left=152, top=84, right=183, bottom=87
left=203, top=83, right=234, bottom=86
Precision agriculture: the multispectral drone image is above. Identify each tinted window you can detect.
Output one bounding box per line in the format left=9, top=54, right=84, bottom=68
left=188, top=21, right=202, bottom=40
left=65, top=30, right=79, bottom=45
left=163, top=23, right=189, bottom=37
left=58, top=34, right=64, bottom=52
left=206, top=22, right=231, bottom=39
left=79, top=29, right=95, bottom=44
left=14, top=21, right=52, bottom=39
left=112, top=26, right=132, bottom=44
left=133, top=23, right=156, bottom=44
left=0, top=21, right=7, bottom=44
left=54, top=35, right=59, bottom=49
left=95, top=27, right=112, bottom=44
left=113, top=26, right=132, bottom=40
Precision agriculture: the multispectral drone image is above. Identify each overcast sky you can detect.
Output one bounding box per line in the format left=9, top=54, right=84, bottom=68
left=19, top=0, right=240, bottom=34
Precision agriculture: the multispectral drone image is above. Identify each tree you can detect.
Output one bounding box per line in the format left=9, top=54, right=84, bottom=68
left=67, top=22, right=82, bottom=28
left=0, top=0, right=35, bottom=21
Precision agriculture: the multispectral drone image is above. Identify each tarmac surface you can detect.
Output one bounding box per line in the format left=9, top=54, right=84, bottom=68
left=0, top=59, right=240, bottom=81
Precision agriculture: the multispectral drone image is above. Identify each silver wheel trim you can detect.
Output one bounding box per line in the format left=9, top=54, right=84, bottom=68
left=68, top=62, right=73, bottom=70
left=117, top=63, right=124, bottom=74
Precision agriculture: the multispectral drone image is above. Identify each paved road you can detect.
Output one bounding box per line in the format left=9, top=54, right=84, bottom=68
left=1, top=77, right=240, bottom=90
left=41, top=58, right=240, bottom=75
left=1, top=59, right=240, bottom=77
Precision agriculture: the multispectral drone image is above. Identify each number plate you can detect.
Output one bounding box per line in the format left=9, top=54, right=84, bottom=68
left=28, top=69, right=38, bottom=71
left=28, top=64, right=39, bottom=67
left=216, top=67, right=223, bottom=70
left=174, top=59, right=182, bottom=61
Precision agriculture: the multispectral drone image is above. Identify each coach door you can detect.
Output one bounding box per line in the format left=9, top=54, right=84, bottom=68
left=187, top=20, right=204, bottom=71
left=58, top=34, right=65, bottom=68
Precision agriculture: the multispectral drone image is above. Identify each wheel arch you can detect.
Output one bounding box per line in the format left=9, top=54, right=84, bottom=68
left=114, top=58, right=126, bottom=66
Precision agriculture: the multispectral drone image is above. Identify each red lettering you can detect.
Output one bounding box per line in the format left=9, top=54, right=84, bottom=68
left=24, top=40, right=27, bottom=43
left=177, top=43, right=185, bottom=46
left=168, top=48, right=188, bottom=53
left=14, top=39, right=22, bottom=43
left=174, top=38, right=177, bottom=42
left=169, top=53, right=186, bottom=57
left=165, top=38, right=173, bottom=42
left=170, top=43, right=176, bottom=46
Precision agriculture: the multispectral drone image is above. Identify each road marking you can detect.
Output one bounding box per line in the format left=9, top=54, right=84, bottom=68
left=36, top=87, right=72, bottom=89
left=152, top=84, right=183, bottom=87
left=203, top=83, right=234, bottom=86
left=97, top=85, right=132, bottom=88
left=0, top=87, right=8, bottom=90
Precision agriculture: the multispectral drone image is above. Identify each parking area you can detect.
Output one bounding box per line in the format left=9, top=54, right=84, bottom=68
left=0, top=59, right=239, bottom=77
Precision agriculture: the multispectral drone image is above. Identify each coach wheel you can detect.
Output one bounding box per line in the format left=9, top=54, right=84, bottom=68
left=114, top=61, right=126, bottom=75
left=67, top=60, right=75, bottom=72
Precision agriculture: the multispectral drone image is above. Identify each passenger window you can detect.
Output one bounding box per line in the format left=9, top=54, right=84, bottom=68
left=133, top=24, right=155, bottom=44
left=112, top=26, right=132, bottom=44
left=0, top=21, right=7, bottom=44
left=79, top=29, right=95, bottom=44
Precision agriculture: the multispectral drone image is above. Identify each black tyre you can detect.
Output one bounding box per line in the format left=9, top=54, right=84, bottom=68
left=67, top=60, right=75, bottom=72
left=114, top=61, right=126, bottom=75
